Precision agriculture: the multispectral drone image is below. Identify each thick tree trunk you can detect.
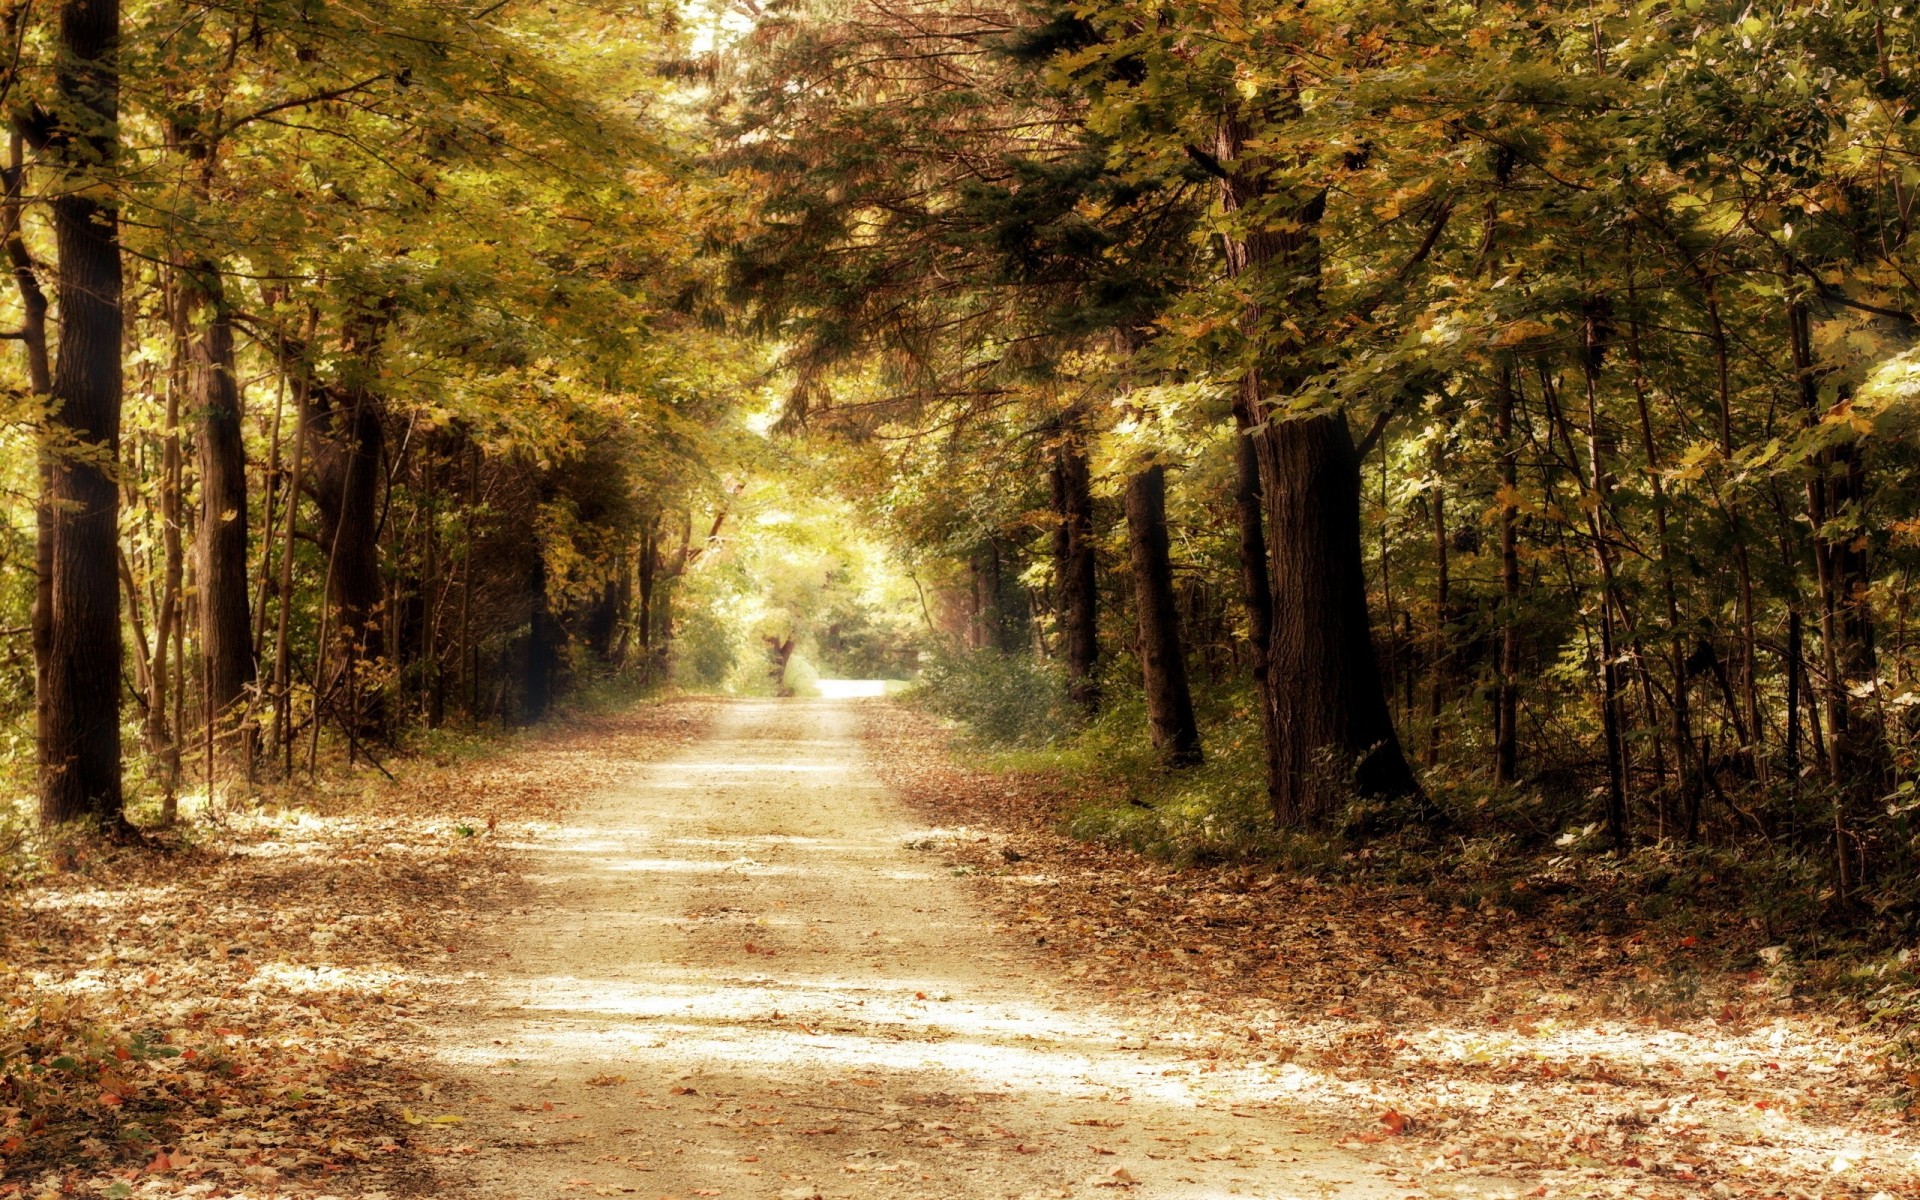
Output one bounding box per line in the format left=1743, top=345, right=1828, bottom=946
left=187, top=268, right=256, bottom=766
left=766, top=634, right=797, bottom=696
left=1256, top=412, right=1419, bottom=822
left=1050, top=433, right=1099, bottom=713
left=37, top=0, right=126, bottom=830
left=1214, top=110, right=1417, bottom=824
left=1124, top=466, right=1202, bottom=766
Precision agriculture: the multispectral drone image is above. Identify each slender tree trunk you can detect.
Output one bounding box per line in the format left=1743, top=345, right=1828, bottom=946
left=637, top=514, right=657, bottom=680
left=1214, top=110, right=1417, bottom=823
left=1231, top=381, right=1284, bottom=807
left=1425, top=437, right=1450, bottom=770
left=1050, top=430, right=1099, bottom=713
left=1625, top=290, right=1698, bottom=837
left=460, top=442, right=478, bottom=715
left=1706, top=285, right=1764, bottom=775
left=35, top=0, right=126, bottom=830
left=1790, top=302, right=1880, bottom=896
left=1124, top=465, right=1202, bottom=766
left=1785, top=607, right=1804, bottom=800
left=269, top=366, right=307, bottom=772
left=1493, top=362, right=1521, bottom=785
left=5, top=131, right=56, bottom=814
left=151, top=351, right=183, bottom=801
left=422, top=441, right=444, bottom=725
left=1571, top=335, right=1630, bottom=851
left=525, top=546, right=554, bottom=722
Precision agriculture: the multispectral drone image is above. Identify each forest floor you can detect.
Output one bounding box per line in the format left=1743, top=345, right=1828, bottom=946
left=2, top=696, right=1915, bottom=1200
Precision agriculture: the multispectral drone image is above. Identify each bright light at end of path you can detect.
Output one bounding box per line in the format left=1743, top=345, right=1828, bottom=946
left=815, top=678, right=891, bottom=698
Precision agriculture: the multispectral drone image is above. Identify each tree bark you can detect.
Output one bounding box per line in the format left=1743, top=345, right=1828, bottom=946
left=1578, top=326, right=1630, bottom=853
left=637, top=514, right=658, bottom=680
left=305, top=365, right=388, bottom=740
left=269, top=363, right=308, bottom=771
left=4, top=131, right=56, bottom=813
left=1493, top=363, right=1521, bottom=785
left=187, top=267, right=256, bottom=766
left=1231, top=380, right=1284, bottom=806
left=1050, top=431, right=1099, bottom=713
left=525, top=545, right=554, bottom=722
left=1256, top=411, right=1419, bottom=821
left=1214, top=110, right=1417, bottom=824
left=1124, top=466, right=1201, bottom=766
left=36, top=0, right=126, bottom=830
left=1425, top=438, right=1450, bottom=770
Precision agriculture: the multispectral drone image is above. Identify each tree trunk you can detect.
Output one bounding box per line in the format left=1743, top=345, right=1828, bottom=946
left=1493, top=363, right=1521, bottom=785
left=187, top=267, right=256, bottom=767
left=5, top=131, right=56, bottom=814
left=1214, top=110, right=1417, bottom=824
left=306, top=370, right=388, bottom=739
left=269, top=365, right=308, bottom=771
left=1577, top=325, right=1630, bottom=852
left=1791, top=304, right=1881, bottom=778
left=36, top=0, right=126, bottom=830
left=766, top=634, right=797, bottom=695
left=525, top=547, right=554, bottom=722
left=1124, top=466, right=1201, bottom=766
left=1425, top=438, right=1450, bottom=770
left=1256, top=412, right=1418, bottom=821
left=1050, top=432, right=1098, bottom=713
left=1231, top=380, right=1284, bottom=807
left=637, top=515, right=657, bottom=680
left=1707, top=287, right=1764, bottom=777
left=1625, top=292, right=1698, bottom=836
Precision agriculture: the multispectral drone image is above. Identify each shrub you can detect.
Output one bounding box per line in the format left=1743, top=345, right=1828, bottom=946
left=913, top=645, right=1070, bottom=749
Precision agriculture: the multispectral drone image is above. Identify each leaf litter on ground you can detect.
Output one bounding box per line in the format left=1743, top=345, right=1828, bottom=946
left=858, top=702, right=1919, bottom=1199
left=0, top=700, right=715, bottom=1199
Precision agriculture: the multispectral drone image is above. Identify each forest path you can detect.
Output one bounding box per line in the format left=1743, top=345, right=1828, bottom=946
left=423, top=697, right=1494, bottom=1200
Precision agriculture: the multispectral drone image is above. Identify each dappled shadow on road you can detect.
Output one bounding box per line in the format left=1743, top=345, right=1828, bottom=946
left=425, top=698, right=1467, bottom=1199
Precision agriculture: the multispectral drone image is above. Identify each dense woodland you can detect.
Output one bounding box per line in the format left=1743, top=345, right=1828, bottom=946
left=721, top=0, right=1920, bottom=941
left=3, top=0, right=1920, bottom=944
left=0, top=0, right=760, bottom=827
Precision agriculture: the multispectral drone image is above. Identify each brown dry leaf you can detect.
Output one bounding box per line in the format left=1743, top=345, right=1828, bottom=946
left=0, top=700, right=716, bottom=1198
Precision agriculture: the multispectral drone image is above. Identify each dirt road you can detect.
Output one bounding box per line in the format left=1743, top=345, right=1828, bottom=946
left=426, top=698, right=1499, bottom=1199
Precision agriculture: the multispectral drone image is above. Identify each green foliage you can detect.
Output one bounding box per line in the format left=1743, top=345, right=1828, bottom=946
left=915, top=646, right=1069, bottom=750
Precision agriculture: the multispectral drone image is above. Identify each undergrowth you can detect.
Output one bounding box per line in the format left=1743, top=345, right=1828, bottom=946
left=909, top=650, right=1920, bottom=1072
